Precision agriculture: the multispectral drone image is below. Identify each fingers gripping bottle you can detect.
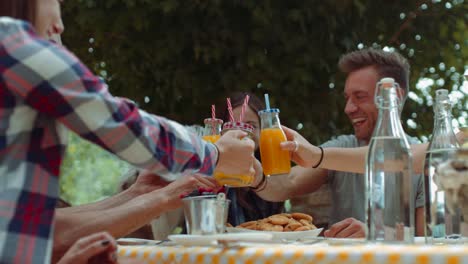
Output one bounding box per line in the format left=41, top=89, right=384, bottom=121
left=214, top=121, right=255, bottom=187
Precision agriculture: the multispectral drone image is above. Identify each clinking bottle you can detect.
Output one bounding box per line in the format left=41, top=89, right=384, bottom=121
left=213, top=121, right=255, bottom=187
left=258, top=108, right=291, bottom=176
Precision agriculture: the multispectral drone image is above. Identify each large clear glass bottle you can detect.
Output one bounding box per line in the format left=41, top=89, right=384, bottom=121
left=423, top=89, right=460, bottom=244
left=366, top=77, right=414, bottom=243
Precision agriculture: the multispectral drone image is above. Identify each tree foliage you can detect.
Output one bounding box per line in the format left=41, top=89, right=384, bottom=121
left=59, top=0, right=467, bottom=202
left=60, top=133, right=129, bottom=204
left=62, top=0, right=467, bottom=140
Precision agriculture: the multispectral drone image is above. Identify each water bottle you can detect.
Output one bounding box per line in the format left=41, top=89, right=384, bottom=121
left=366, top=77, right=414, bottom=243
left=423, top=89, right=460, bottom=244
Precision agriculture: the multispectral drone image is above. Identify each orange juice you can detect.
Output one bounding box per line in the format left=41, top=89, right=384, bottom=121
left=214, top=172, right=254, bottom=187
left=260, top=128, right=291, bottom=175
left=212, top=121, right=255, bottom=187
left=202, top=134, right=221, bottom=143
left=202, top=128, right=253, bottom=187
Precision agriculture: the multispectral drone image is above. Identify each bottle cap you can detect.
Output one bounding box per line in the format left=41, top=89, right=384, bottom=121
left=203, top=118, right=223, bottom=125
left=380, top=77, right=395, bottom=88
left=258, top=108, right=280, bottom=115
left=435, top=89, right=449, bottom=100
left=222, top=121, right=254, bottom=134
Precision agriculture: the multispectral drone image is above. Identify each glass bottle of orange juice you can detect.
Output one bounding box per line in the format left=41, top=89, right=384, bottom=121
left=258, top=108, right=291, bottom=176
left=202, top=118, right=223, bottom=143
left=213, top=121, right=255, bottom=187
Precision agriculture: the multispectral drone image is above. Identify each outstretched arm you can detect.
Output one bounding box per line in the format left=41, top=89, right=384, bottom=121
left=253, top=164, right=328, bottom=202
left=280, top=126, right=468, bottom=175
left=53, top=172, right=218, bottom=262
left=4, top=20, right=255, bottom=179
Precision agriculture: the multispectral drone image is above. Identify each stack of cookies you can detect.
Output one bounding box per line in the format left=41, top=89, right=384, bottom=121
left=235, top=213, right=316, bottom=232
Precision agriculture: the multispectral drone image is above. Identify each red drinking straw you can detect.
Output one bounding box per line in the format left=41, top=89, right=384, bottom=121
left=226, top=98, right=235, bottom=122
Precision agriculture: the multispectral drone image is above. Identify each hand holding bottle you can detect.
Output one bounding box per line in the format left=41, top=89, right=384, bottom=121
left=279, top=126, right=323, bottom=168
left=215, top=130, right=256, bottom=180
left=258, top=108, right=291, bottom=176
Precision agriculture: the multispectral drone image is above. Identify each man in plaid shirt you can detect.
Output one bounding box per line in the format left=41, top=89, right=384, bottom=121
left=0, top=13, right=256, bottom=264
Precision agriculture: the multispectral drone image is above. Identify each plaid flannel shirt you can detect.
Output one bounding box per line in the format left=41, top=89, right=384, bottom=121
left=0, top=17, right=217, bottom=263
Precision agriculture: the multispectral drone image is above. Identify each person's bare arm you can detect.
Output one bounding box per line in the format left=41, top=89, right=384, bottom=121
left=53, top=192, right=163, bottom=262
left=59, top=169, right=178, bottom=214
left=323, top=144, right=427, bottom=174
left=57, top=189, right=139, bottom=215
left=52, top=174, right=217, bottom=262
left=254, top=165, right=328, bottom=201
left=415, top=207, right=425, bottom=236
left=280, top=125, right=432, bottom=175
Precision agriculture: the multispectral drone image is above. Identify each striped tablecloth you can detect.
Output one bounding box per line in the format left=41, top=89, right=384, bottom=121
left=118, top=243, right=468, bottom=264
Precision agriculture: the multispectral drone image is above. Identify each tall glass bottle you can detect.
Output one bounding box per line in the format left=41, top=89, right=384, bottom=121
left=366, top=77, right=414, bottom=243
left=214, top=121, right=255, bottom=187
left=423, top=89, right=460, bottom=244
left=258, top=109, right=291, bottom=176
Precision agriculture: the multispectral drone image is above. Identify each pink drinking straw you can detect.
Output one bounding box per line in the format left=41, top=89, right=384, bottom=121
left=211, top=105, right=216, bottom=120
left=226, top=98, right=235, bottom=122
left=239, top=95, right=250, bottom=122
left=211, top=105, right=216, bottom=135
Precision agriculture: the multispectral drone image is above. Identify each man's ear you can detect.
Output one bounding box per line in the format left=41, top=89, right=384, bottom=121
left=396, top=87, right=408, bottom=111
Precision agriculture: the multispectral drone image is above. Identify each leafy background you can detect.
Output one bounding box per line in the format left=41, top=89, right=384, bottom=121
left=59, top=0, right=467, bottom=204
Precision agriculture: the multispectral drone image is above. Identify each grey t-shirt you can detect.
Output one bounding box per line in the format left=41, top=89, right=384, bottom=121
left=322, top=134, right=424, bottom=225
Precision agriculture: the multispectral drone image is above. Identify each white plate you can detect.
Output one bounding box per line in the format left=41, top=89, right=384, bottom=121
left=168, top=234, right=217, bottom=246
left=226, top=227, right=323, bottom=241
left=168, top=233, right=273, bottom=247
left=117, top=238, right=163, bottom=246
left=322, top=237, right=365, bottom=245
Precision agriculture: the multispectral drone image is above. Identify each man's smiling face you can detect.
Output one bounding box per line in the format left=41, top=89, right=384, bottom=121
left=344, top=66, right=380, bottom=144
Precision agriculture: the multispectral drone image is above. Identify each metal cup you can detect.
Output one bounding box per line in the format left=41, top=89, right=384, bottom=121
left=182, top=193, right=230, bottom=235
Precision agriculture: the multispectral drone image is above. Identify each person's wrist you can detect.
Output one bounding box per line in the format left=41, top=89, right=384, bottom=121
left=140, top=190, right=171, bottom=219
left=122, top=187, right=142, bottom=199
left=311, top=146, right=324, bottom=168
left=251, top=173, right=267, bottom=191
left=122, top=169, right=145, bottom=197
left=251, top=173, right=263, bottom=188
left=212, top=143, right=220, bottom=166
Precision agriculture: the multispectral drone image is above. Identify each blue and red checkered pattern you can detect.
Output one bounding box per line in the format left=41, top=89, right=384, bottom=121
left=0, top=17, right=217, bottom=263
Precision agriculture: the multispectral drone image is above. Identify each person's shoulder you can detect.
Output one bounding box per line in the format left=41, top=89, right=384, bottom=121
left=321, top=134, right=358, bottom=148
left=0, top=17, right=35, bottom=36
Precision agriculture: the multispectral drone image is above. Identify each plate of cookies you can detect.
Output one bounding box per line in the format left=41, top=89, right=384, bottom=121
left=226, top=213, right=323, bottom=241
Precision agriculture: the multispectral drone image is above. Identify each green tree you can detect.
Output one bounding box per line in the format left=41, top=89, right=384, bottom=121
left=60, top=133, right=129, bottom=205
left=59, top=0, right=467, bottom=202
left=62, top=0, right=467, bottom=140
